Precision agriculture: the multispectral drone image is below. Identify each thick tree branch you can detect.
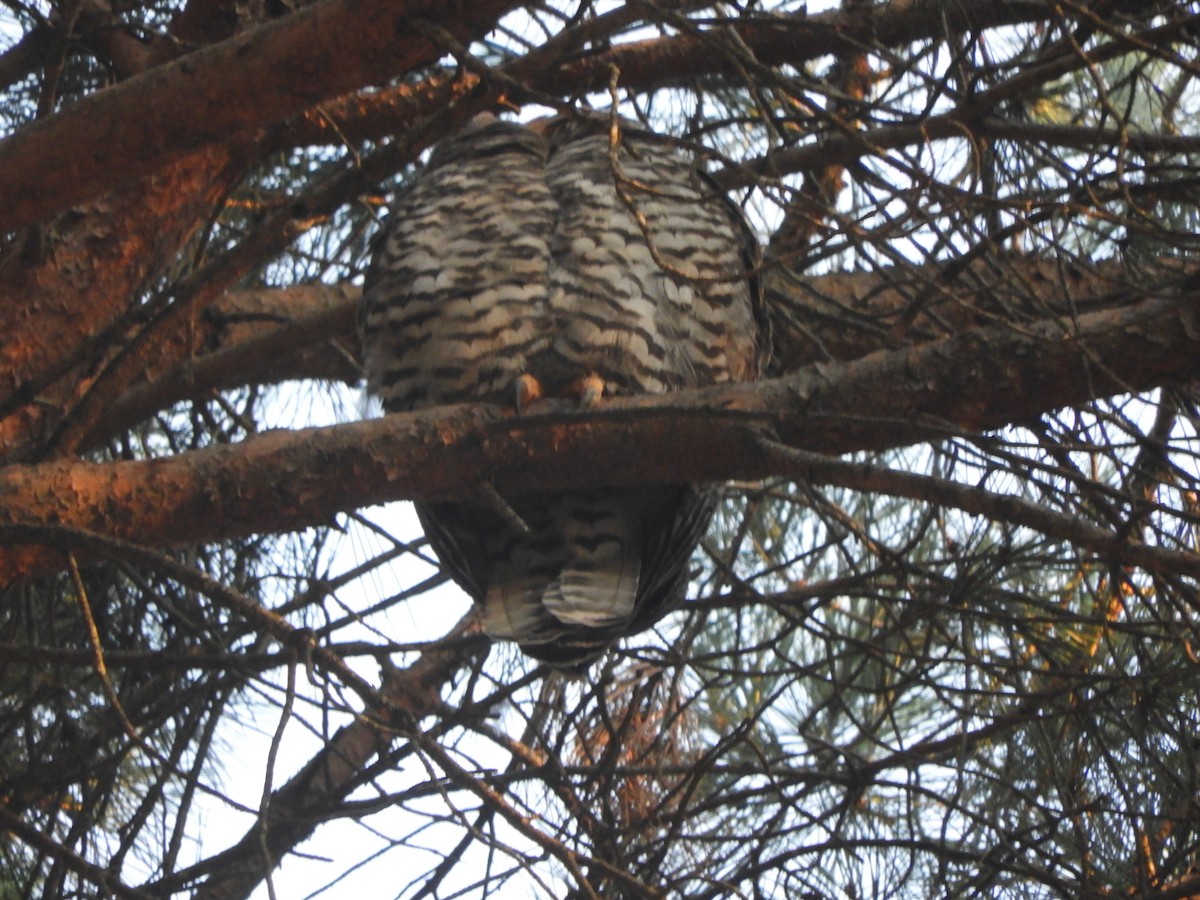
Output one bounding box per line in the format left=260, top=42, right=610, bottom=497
left=0, top=0, right=523, bottom=233
left=0, top=25, right=56, bottom=92
left=71, top=0, right=152, bottom=78
left=84, top=255, right=1150, bottom=443
left=145, top=0, right=240, bottom=66
left=0, top=0, right=1175, bottom=231
left=765, top=255, right=1151, bottom=367
left=91, top=284, right=361, bottom=445
left=3, top=288, right=1199, bottom=585
left=0, top=146, right=253, bottom=458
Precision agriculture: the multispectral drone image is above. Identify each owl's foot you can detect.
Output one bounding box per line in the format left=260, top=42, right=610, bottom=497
left=574, top=372, right=605, bottom=409
left=514, top=373, right=543, bottom=412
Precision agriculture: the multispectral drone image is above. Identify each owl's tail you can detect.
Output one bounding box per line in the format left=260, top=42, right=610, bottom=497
left=483, top=492, right=642, bottom=651
left=418, top=486, right=713, bottom=667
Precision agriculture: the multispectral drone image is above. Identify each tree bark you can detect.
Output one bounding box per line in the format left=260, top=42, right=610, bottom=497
left=0, top=0, right=524, bottom=233
left=2, top=287, right=1197, bottom=585
left=80, top=255, right=1151, bottom=446
left=0, top=147, right=251, bottom=458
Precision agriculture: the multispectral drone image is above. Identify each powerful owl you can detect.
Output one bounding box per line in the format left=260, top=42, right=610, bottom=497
left=359, top=113, right=765, bottom=666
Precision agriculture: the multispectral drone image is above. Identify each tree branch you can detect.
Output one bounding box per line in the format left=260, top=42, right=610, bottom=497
left=0, top=24, right=57, bottom=93
left=527, top=0, right=1159, bottom=99
left=90, top=284, right=361, bottom=445
left=84, top=254, right=1150, bottom=444
left=239, top=0, right=1190, bottom=160
left=756, top=443, right=1200, bottom=585
left=0, top=0, right=1174, bottom=231
left=719, top=7, right=1200, bottom=192
left=149, top=615, right=485, bottom=900
left=2, top=287, right=1198, bottom=585
left=0, top=0, right=523, bottom=232
left=0, top=802, right=153, bottom=899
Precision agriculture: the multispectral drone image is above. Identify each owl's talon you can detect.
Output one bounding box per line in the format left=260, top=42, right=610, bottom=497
left=575, top=373, right=605, bottom=409
left=514, top=373, right=543, bottom=412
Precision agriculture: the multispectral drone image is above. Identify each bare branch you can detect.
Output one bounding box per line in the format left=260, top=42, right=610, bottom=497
left=3, top=287, right=1198, bottom=583
left=82, top=254, right=1151, bottom=440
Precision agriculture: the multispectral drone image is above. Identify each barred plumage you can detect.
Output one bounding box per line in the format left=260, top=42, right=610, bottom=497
left=359, top=114, right=765, bottom=666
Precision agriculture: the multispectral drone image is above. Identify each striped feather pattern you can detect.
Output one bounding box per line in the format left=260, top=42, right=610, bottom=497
left=360, top=115, right=763, bottom=666
left=359, top=119, right=555, bottom=408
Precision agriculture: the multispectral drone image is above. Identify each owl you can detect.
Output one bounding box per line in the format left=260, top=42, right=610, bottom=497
left=359, top=113, right=765, bottom=666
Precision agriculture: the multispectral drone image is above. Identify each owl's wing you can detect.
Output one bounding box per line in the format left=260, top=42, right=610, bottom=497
left=358, top=117, right=555, bottom=617
left=359, top=117, right=555, bottom=411
left=541, top=116, right=765, bottom=397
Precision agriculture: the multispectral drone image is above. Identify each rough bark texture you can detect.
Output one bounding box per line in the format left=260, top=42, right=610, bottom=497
left=3, top=288, right=1197, bottom=585
left=0, top=0, right=519, bottom=461
left=0, top=0, right=524, bottom=233
left=76, top=255, right=1148, bottom=447
left=0, top=147, right=251, bottom=458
